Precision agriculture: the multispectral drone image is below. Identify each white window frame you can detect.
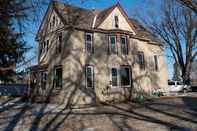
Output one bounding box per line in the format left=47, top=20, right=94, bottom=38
left=85, top=65, right=94, bottom=88
left=110, top=66, right=132, bottom=88
left=85, top=32, right=93, bottom=53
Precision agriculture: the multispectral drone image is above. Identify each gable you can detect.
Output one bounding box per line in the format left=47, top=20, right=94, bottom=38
left=36, top=2, right=63, bottom=41
left=97, top=6, right=135, bottom=34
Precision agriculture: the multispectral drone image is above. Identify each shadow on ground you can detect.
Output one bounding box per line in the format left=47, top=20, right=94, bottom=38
left=0, top=95, right=196, bottom=131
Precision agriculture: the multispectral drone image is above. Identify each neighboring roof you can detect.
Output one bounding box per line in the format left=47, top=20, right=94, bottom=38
left=37, top=1, right=162, bottom=45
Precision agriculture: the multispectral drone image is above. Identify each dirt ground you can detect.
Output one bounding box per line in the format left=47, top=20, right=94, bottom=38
left=0, top=93, right=197, bottom=131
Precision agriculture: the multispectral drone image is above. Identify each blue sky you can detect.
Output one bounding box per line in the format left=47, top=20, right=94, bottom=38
left=23, top=0, right=174, bottom=79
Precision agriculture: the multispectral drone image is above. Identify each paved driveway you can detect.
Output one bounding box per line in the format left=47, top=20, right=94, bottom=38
left=0, top=93, right=197, bottom=131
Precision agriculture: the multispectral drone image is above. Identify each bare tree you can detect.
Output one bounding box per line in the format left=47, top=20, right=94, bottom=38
left=139, top=0, right=197, bottom=84
left=178, top=0, right=197, bottom=14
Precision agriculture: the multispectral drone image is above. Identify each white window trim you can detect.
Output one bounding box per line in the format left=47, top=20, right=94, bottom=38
left=85, top=33, right=93, bottom=53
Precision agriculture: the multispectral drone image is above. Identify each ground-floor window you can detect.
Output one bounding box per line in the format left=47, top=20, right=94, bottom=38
left=54, top=67, right=62, bottom=89
left=110, top=66, right=131, bottom=87
left=111, top=68, right=118, bottom=86
left=40, top=71, right=47, bottom=90
left=85, top=65, right=94, bottom=88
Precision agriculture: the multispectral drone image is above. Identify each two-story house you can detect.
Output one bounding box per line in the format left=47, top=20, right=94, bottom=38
left=30, top=1, right=168, bottom=105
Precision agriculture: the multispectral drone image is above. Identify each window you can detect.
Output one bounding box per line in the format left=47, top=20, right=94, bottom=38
left=46, top=40, right=49, bottom=52
left=114, top=15, right=119, bottom=28
left=109, top=35, right=117, bottom=54
left=85, top=65, right=94, bottom=88
left=154, top=55, right=159, bottom=71
left=137, top=52, right=145, bottom=70
left=120, top=66, right=131, bottom=86
left=111, top=68, right=118, bottom=86
left=54, top=67, right=62, bottom=88
left=41, top=71, right=47, bottom=89
left=110, top=66, right=131, bottom=87
left=120, top=36, right=128, bottom=55
left=40, top=43, right=43, bottom=55
left=52, top=16, right=56, bottom=27
left=58, top=33, right=62, bottom=53
left=85, top=33, right=93, bottom=53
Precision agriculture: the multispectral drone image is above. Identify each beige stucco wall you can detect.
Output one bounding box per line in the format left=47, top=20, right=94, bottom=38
left=51, top=29, right=168, bottom=105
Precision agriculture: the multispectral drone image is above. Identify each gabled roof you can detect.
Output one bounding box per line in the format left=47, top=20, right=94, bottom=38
left=129, top=18, right=162, bottom=44
left=36, top=1, right=162, bottom=45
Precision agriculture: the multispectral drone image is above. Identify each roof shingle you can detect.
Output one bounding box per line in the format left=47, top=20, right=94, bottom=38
left=52, top=1, right=162, bottom=45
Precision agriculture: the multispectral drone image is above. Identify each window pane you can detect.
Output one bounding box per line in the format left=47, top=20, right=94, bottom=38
left=121, top=37, right=127, bottom=55
left=115, top=16, right=119, bottom=28
left=120, top=67, right=130, bottom=86
left=86, top=34, right=92, bottom=41
left=55, top=68, right=62, bottom=88
left=154, top=55, right=158, bottom=71
left=86, top=42, right=92, bottom=52
left=86, top=67, right=92, bottom=76
left=138, top=52, right=145, bottom=70
left=86, top=66, right=93, bottom=88
left=85, top=33, right=93, bottom=53
left=111, top=68, right=118, bottom=86
left=110, top=36, right=115, bottom=44
left=110, top=36, right=116, bottom=54
left=87, top=77, right=93, bottom=87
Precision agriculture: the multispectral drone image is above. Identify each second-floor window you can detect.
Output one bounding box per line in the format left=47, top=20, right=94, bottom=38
left=137, top=52, right=145, bottom=70
left=109, top=35, right=117, bottom=54
left=85, top=32, right=93, bottom=53
left=120, top=36, right=128, bottom=55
